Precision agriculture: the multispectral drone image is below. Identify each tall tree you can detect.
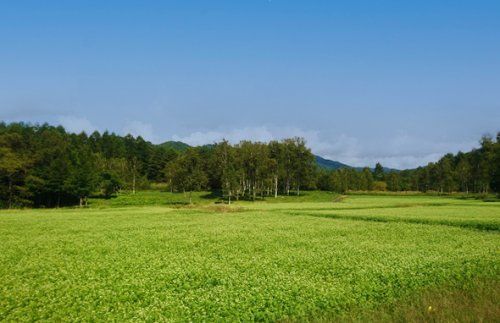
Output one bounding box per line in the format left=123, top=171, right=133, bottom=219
left=268, top=141, right=283, bottom=198
left=213, top=140, right=239, bottom=204
left=290, top=138, right=315, bottom=196
left=456, top=154, right=471, bottom=194
left=0, top=138, right=30, bottom=208
left=373, top=163, right=385, bottom=182
left=362, top=167, right=374, bottom=190
left=64, top=146, right=99, bottom=207
left=167, top=148, right=207, bottom=204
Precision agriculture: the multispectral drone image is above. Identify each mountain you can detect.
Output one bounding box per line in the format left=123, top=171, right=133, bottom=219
left=316, top=156, right=399, bottom=172
left=315, top=155, right=351, bottom=170
left=158, top=141, right=191, bottom=151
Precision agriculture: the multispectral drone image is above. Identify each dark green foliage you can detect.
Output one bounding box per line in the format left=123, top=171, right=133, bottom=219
left=166, top=148, right=208, bottom=203
left=100, top=171, right=122, bottom=198
left=162, top=137, right=318, bottom=202
left=407, top=135, right=500, bottom=194
left=373, top=162, right=385, bottom=181
left=64, top=145, right=99, bottom=206
left=147, top=148, right=178, bottom=182
left=0, top=122, right=498, bottom=207
left=321, top=134, right=500, bottom=195
left=0, top=132, right=31, bottom=208
left=210, top=140, right=239, bottom=204
left=0, top=123, right=177, bottom=207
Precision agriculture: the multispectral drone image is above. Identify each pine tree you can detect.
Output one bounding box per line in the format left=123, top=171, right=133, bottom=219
left=373, top=163, right=384, bottom=181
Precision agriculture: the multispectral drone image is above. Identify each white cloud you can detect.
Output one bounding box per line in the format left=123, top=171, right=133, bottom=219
left=172, top=126, right=480, bottom=169
left=123, top=121, right=158, bottom=143
left=172, top=127, right=334, bottom=152
left=57, top=116, right=97, bottom=134
left=318, top=133, right=477, bottom=169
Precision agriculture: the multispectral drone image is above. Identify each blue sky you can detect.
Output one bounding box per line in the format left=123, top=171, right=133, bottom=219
left=1, top=0, right=499, bottom=169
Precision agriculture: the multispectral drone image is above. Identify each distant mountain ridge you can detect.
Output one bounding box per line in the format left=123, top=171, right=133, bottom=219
left=158, top=141, right=190, bottom=151
left=158, top=141, right=398, bottom=171
left=315, top=155, right=351, bottom=170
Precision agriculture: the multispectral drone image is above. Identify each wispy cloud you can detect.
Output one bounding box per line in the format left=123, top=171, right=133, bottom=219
left=123, top=121, right=158, bottom=143
left=57, top=116, right=97, bottom=134
left=172, top=126, right=332, bottom=151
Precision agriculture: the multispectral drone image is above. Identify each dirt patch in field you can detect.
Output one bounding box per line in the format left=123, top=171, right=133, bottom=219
left=202, top=205, right=246, bottom=213
left=169, top=204, right=246, bottom=213
left=333, top=195, right=348, bottom=203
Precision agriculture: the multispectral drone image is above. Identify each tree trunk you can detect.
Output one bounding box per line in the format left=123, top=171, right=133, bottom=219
left=189, top=191, right=192, bottom=204
left=228, top=191, right=231, bottom=205
left=274, top=176, right=278, bottom=198
left=297, top=184, right=300, bottom=196
left=8, top=177, right=12, bottom=209
left=79, top=197, right=83, bottom=207
left=132, top=171, right=136, bottom=194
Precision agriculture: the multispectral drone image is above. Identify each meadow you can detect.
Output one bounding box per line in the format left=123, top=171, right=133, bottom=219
left=0, top=192, right=498, bottom=321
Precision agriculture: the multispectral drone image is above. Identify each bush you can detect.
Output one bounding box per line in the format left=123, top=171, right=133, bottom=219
left=372, top=181, right=387, bottom=191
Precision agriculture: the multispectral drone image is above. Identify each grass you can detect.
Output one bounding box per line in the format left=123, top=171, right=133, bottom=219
left=331, top=278, right=500, bottom=322
left=88, top=190, right=217, bottom=207
left=283, top=195, right=500, bottom=231
left=0, top=192, right=499, bottom=321
left=89, top=190, right=338, bottom=208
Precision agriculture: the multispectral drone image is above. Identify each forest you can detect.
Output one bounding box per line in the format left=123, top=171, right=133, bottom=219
left=0, top=122, right=499, bottom=208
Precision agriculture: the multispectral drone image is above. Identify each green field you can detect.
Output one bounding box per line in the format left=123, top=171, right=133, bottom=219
left=0, top=192, right=499, bottom=321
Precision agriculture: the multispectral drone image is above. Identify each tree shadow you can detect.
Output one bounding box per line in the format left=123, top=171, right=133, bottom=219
left=199, top=191, right=223, bottom=200
left=200, top=190, right=270, bottom=202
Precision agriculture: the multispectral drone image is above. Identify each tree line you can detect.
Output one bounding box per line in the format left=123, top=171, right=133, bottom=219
left=165, top=138, right=316, bottom=203
left=0, top=122, right=315, bottom=207
left=317, top=134, right=500, bottom=195
left=0, top=122, right=177, bottom=207
left=0, top=122, right=498, bottom=208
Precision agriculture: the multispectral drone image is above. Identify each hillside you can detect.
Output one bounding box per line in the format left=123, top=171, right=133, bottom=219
left=158, top=141, right=190, bottom=151
left=315, top=155, right=351, bottom=170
